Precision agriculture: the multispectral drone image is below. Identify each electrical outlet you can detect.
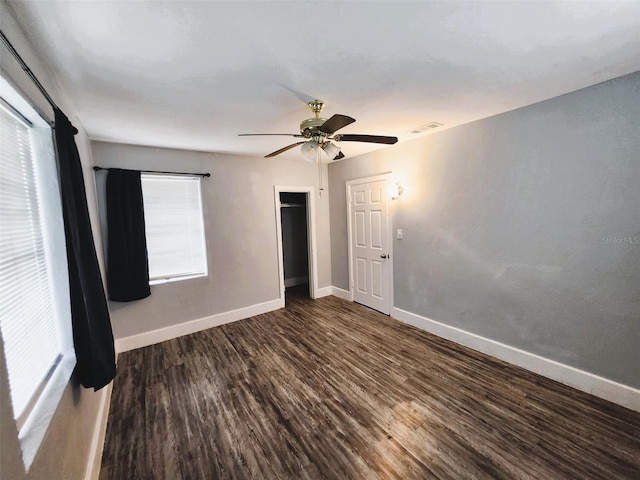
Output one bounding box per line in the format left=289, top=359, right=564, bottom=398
left=397, top=229, right=403, bottom=239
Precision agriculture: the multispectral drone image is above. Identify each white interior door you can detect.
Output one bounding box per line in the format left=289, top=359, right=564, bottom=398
left=349, top=178, right=390, bottom=314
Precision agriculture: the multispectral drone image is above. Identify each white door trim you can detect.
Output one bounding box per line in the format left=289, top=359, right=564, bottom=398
left=274, top=186, right=319, bottom=300
left=346, top=173, right=394, bottom=313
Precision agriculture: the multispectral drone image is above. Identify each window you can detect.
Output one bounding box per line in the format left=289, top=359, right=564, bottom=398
left=0, top=76, right=75, bottom=468
left=141, top=174, right=207, bottom=283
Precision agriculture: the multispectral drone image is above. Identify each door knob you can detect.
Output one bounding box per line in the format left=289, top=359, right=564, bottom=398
left=380, top=254, right=388, bottom=259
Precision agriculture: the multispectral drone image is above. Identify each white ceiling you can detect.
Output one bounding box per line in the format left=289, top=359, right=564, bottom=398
left=8, top=1, right=640, bottom=161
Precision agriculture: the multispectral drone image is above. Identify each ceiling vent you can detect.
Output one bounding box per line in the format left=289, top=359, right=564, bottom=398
left=410, top=122, right=443, bottom=134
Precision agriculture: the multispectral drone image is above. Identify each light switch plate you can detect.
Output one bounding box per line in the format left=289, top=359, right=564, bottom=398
left=397, top=229, right=403, bottom=239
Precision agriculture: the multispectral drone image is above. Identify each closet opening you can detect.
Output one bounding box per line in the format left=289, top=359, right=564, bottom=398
left=279, top=192, right=310, bottom=301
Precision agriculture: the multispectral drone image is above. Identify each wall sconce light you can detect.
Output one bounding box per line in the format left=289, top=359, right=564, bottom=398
left=389, top=183, right=404, bottom=200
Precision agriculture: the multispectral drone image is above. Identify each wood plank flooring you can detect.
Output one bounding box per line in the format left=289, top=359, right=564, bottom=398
left=100, top=288, right=640, bottom=479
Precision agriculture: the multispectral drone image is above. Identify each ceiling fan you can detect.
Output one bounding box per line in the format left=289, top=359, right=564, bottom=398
left=239, top=100, right=398, bottom=161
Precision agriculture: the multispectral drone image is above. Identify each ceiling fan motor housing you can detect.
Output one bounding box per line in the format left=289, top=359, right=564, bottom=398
left=300, top=99, right=329, bottom=139
left=300, top=117, right=328, bottom=139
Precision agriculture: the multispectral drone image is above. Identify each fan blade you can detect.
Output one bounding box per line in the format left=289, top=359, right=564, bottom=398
left=335, top=134, right=398, bottom=144
left=239, top=133, right=302, bottom=137
left=319, top=114, right=356, bottom=134
left=333, top=151, right=345, bottom=161
left=265, top=141, right=306, bottom=158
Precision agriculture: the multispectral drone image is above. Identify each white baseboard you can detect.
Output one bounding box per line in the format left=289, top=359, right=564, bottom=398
left=284, top=276, right=308, bottom=288
left=315, top=286, right=333, bottom=298
left=84, top=380, right=114, bottom=480
left=391, top=307, right=640, bottom=413
left=331, top=286, right=351, bottom=301
left=115, top=298, right=285, bottom=353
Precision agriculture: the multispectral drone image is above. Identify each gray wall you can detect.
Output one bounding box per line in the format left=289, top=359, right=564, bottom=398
left=92, top=141, right=332, bottom=339
left=1, top=2, right=107, bottom=478
left=329, top=72, right=640, bottom=388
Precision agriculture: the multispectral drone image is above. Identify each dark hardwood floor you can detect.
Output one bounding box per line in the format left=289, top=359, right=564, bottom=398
left=100, top=288, right=640, bottom=479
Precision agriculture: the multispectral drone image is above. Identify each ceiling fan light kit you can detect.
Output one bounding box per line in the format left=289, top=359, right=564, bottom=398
left=300, top=140, right=342, bottom=162
left=322, top=141, right=341, bottom=160
left=239, top=99, right=398, bottom=160
left=301, top=141, right=320, bottom=161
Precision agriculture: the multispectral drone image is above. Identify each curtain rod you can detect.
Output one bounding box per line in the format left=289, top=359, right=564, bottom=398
left=93, top=166, right=211, bottom=178
left=0, top=29, right=59, bottom=111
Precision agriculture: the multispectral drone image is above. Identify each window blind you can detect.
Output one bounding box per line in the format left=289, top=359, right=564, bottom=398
left=141, top=174, right=207, bottom=281
left=0, top=104, right=61, bottom=418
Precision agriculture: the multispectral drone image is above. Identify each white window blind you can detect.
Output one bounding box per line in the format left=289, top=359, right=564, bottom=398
left=1, top=75, right=74, bottom=470
left=0, top=104, right=61, bottom=419
left=141, top=174, right=207, bottom=282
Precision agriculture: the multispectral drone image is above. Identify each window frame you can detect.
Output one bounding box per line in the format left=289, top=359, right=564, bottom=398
left=0, top=74, right=76, bottom=470
left=140, top=173, right=208, bottom=285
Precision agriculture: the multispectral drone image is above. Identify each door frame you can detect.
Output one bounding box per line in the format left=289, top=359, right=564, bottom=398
left=346, top=173, right=394, bottom=314
left=274, top=186, right=319, bottom=301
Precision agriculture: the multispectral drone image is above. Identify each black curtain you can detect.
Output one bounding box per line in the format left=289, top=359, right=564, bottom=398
left=106, top=169, right=151, bottom=302
left=54, top=108, right=116, bottom=390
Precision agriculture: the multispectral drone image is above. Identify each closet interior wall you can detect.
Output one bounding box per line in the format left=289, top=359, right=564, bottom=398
left=280, top=192, right=309, bottom=293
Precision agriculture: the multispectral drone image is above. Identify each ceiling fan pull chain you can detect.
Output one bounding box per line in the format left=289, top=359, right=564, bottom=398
left=317, top=148, right=323, bottom=197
